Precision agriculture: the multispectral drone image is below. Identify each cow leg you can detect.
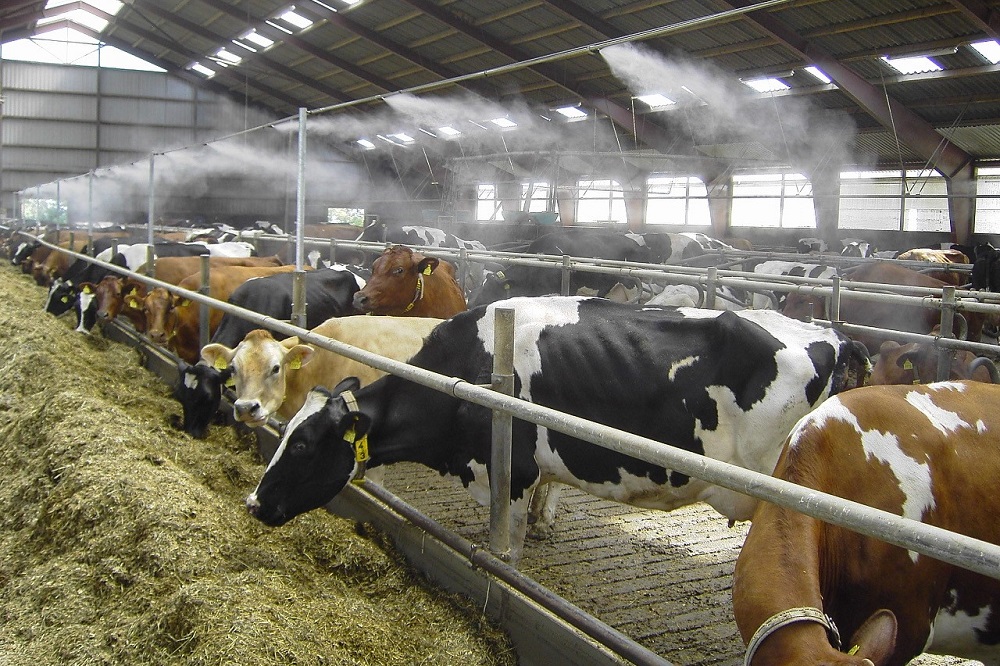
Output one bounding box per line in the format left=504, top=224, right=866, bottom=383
left=527, top=482, right=563, bottom=540
left=507, top=492, right=532, bottom=563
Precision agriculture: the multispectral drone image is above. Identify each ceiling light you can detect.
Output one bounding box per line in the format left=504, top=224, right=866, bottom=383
left=635, top=93, right=675, bottom=109
left=741, top=78, right=790, bottom=93
left=803, top=66, right=831, bottom=84
left=971, top=40, right=1000, bottom=64
left=489, top=117, right=517, bottom=128
left=880, top=55, right=942, bottom=74
left=216, top=48, right=241, bottom=64
left=437, top=125, right=461, bottom=136
left=554, top=105, right=587, bottom=120
left=357, top=139, right=375, bottom=149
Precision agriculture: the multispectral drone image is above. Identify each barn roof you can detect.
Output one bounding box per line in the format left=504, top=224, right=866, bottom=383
left=5, top=0, right=1000, bottom=177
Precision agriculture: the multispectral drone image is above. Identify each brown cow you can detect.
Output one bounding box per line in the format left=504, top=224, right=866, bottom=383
left=352, top=245, right=466, bottom=318
left=142, top=265, right=300, bottom=363
left=895, top=247, right=970, bottom=286
left=150, top=254, right=284, bottom=286
left=32, top=239, right=89, bottom=285
left=732, top=381, right=1000, bottom=665
left=784, top=263, right=985, bottom=351
left=869, top=339, right=997, bottom=385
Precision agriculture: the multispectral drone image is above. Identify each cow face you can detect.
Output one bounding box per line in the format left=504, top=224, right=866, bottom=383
left=201, top=329, right=315, bottom=427
left=142, top=287, right=184, bottom=346
left=469, top=268, right=514, bottom=307
left=352, top=246, right=438, bottom=314
left=246, top=381, right=369, bottom=526
left=173, top=360, right=229, bottom=439
left=44, top=279, right=78, bottom=317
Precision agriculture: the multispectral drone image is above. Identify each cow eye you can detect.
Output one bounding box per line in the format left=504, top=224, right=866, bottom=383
left=392, top=267, right=404, bottom=276
left=289, top=439, right=309, bottom=456
left=271, top=364, right=280, bottom=375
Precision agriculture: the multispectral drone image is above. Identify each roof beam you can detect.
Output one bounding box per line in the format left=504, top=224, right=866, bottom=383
left=725, top=0, right=974, bottom=178
left=195, top=0, right=398, bottom=96
left=937, top=1, right=1000, bottom=40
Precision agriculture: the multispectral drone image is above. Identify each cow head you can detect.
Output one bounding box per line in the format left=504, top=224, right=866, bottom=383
left=246, top=380, right=370, bottom=526
left=142, top=287, right=187, bottom=346
left=172, top=360, right=231, bottom=439
left=201, top=329, right=316, bottom=428
left=352, top=245, right=439, bottom=315
left=44, top=278, right=78, bottom=317
left=469, top=267, right=514, bottom=307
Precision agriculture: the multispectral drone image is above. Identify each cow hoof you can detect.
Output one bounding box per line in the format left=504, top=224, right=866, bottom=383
left=527, top=522, right=555, bottom=541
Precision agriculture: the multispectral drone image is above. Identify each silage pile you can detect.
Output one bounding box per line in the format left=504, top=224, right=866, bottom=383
left=0, top=264, right=515, bottom=666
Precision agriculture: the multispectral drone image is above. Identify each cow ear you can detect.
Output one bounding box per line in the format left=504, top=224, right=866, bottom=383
left=844, top=609, right=896, bottom=666
left=285, top=345, right=315, bottom=371
left=332, top=376, right=361, bottom=397
left=418, top=257, right=439, bottom=275
left=201, top=343, right=233, bottom=370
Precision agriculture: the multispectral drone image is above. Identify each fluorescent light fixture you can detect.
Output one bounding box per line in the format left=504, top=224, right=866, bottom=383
left=278, top=8, right=313, bottom=29
left=242, top=30, right=274, bottom=48
left=554, top=105, right=587, bottom=120
left=216, top=48, right=242, bottom=64
left=742, top=78, right=790, bottom=93
left=357, top=139, right=376, bottom=149
left=880, top=55, right=942, bottom=74
left=971, top=40, right=1000, bottom=64
left=188, top=62, right=215, bottom=77
left=803, top=66, right=831, bottom=84
left=490, top=117, right=517, bottom=128
left=418, top=128, right=437, bottom=137
left=437, top=125, right=461, bottom=136
left=391, top=132, right=415, bottom=143
left=232, top=39, right=257, bottom=53
left=636, top=93, right=675, bottom=109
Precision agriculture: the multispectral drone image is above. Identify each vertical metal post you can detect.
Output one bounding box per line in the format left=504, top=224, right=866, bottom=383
left=146, top=245, right=156, bottom=278
left=199, top=254, right=211, bottom=350
left=56, top=181, right=61, bottom=228
left=329, top=237, right=337, bottom=265
left=490, top=306, right=515, bottom=559
left=936, top=286, right=957, bottom=382
left=560, top=255, right=571, bottom=296
left=830, top=275, right=842, bottom=322
left=87, top=171, right=94, bottom=241
left=294, top=107, right=307, bottom=271
left=705, top=267, right=717, bottom=309
left=291, top=270, right=308, bottom=329
left=458, top=246, right=468, bottom=293
left=147, top=153, right=156, bottom=246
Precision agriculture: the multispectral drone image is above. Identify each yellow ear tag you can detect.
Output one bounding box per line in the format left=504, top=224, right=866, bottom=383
left=847, top=645, right=860, bottom=656
left=126, top=297, right=138, bottom=309
left=61, top=296, right=69, bottom=303
left=903, top=360, right=914, bottom=370
left=289, top=357, right=302, bottom=370
left=180, top=299, right=192, bottom=308
left=213, top=357, right=228, bottom=370
left=354, top=434, right=369, bottom=462
left=422, top=264, right=433, bottom=275
left=126, top=287, right=138, bottom=296
left=225, top=376, right=235, bottom=388
left=82, top=285, right=93, bottom=294
left=343, top=425, right=356, bottom=443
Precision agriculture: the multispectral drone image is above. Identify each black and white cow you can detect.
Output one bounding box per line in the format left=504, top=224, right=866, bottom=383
left=749, top=260, right=839, bottom=311
left=469, top=229, right=653, bottom=307
left=246, top=296, right=870, bottom=560
left=174, top=266, right=366, bottom=438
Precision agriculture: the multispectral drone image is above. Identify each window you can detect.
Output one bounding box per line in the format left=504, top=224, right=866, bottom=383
left=327, top=207, right=364, bottom=226
left=21, top=198, right=68, bottom=225
left=839, top=169, right=949, bottom=232
left=576, top=179, right=626, bottom=225
left=731, top=173, right=815, bottom=228
left=522, top=182, right=551, bottom=213
left=476, top=184, right=503, bottom=221
left=976, top=167, right=1000, bottom=234
left=646, top=175, right=710, bottom=226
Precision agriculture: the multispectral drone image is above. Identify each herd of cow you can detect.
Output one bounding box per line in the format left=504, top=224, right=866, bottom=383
left=4, top=219, right=1000, bottom=666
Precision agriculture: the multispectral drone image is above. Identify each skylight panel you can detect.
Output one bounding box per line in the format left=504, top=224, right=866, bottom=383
left=554, top=105, right=587, bottom=120
left=490, top=117, right=517, bottom=128
left=38, top=8, right=108, bottom=32
left=803, top=66, right=831, bottom=84
left=216, top=48, right=242, bottom=65
left=635, top=93, right=674, bottom=109
left=742, top=78, right=790, bottom=93
left=880, top=55, right=942, bottom=75
left=437, top=126, right=461, bottom=136
left=391, top=132, right=415, bottom=143
left=242, top=30, right=274, bottom=49
left=188, top=62, right=216, bottom=77
left=278, top=8, right=313, bottom=30
left=971, top=40, right=1000, bottom=64
left=357, top=139, right=376, bottom=149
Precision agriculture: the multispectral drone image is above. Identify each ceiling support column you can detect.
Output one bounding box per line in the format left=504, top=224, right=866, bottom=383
left=947, top=164, right=977, bottom=245
left=805, top=164, right=842, bottom=249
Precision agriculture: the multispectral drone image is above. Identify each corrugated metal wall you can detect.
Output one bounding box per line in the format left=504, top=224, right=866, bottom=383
left=0, top=60, right=364, bottom=228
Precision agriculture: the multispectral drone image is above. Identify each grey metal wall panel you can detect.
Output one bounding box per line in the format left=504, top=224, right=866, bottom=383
left=4, top=92, right=98, bottom=121
left=98, top=69, right=195, bottom=101
left=5, top=146, right=98, bottom=173
left=3, top=62, right=97, bottom=95
left=3, top=119, right=97, bottom=149
left=98, top=98, right=196, bottom=126
left=98, top=125, right=197, bottom=152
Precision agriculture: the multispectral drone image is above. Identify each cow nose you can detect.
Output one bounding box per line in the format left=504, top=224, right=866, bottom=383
left=352, top=292, right=368, bottom=309
left=234, top=400, right=259, bottom=419
left=245, top=494, right=260, bottom=516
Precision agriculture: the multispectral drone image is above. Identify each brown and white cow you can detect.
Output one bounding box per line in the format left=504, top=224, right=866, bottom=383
left=732, top=381, right=1000, bottom=666
left=200, top=315, right=443, bottom=427
left=894, top=248, right=971, bottom=287
left=353, top=245, right=466, bottom=318
left=870, top=339, right=999, bottom=385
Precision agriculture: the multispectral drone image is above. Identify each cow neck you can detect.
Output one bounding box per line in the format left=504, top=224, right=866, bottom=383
left=357, top=374, right=456, bottom=473
left=400, top=272, right=425, bottom=314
